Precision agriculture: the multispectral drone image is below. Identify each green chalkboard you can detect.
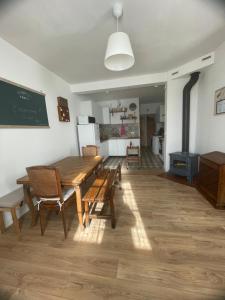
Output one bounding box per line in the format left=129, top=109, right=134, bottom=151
left=0, top=78, right=49, bottom=127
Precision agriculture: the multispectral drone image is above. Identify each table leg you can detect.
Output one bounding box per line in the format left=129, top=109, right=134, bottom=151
left=0, top=211, right=5, bottom=234
left=11, top=208, right=21, bottom=237
left=75, top=185, right=84, bottom=227
left=23, top=184, right=36, bottom=227
left=84, top=201, right=89, bottom=227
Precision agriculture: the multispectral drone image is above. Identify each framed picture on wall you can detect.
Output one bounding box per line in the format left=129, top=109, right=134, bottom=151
left=215, top=87, right=225, bottom=115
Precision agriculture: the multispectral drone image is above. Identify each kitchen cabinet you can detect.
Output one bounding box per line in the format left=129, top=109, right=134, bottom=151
left=102, top=107, right=110, bottom=124
left=108, top=138, right=140, bottom=156
left=99, top=141, right=109, bottom=158
left=108, top=140, right=117, bottom=156
left=117, top=140, right=126, bottom=156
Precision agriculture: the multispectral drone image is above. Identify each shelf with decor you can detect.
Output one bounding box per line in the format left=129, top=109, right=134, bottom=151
left=120, top=114, right=137, bottom=121
left=109, top=107, right=127, bottom=115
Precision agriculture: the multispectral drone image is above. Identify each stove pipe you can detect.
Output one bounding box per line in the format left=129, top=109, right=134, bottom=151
left=182, top=72, right=200, bottom=153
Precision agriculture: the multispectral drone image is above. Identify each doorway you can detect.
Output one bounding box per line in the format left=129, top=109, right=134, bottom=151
left=140, top=114, right=156, bottom=147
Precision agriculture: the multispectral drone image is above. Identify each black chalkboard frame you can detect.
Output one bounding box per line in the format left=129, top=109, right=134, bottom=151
left=0, top=76, right=49, bottom=128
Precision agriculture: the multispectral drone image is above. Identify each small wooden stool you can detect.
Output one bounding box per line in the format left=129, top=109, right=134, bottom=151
left=126, top=146, right=141, bottom=168
left=0, top=188, right=24, bottom=237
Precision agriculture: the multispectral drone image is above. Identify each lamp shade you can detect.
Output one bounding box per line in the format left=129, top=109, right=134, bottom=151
left=104, top=31, right=135, bottom=71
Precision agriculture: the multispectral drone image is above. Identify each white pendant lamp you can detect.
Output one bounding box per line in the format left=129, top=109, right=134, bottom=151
left=104, top=2, right=135, bottom=71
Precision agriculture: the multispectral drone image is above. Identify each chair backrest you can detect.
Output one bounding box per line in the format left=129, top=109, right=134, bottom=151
left=26, top=166, right=62, bottom=199
left=82, top=145, right=99, bottom=156
left=127, top=146, right=140, bottom=156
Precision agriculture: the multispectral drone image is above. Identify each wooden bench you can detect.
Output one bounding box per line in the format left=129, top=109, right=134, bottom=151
left=0, top=188, right=24, bottom=237
left=82, top=164, right=121, bottom=228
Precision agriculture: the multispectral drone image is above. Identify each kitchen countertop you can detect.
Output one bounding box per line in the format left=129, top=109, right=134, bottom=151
left=100, top=136, right=140, bottom=142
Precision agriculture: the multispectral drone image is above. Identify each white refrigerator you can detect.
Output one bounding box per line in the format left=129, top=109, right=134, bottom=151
left=77, top=124, right=100, bottom=156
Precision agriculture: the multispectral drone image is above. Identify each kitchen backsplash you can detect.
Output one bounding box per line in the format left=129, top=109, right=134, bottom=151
left=100, top=123, right=140, bottom=140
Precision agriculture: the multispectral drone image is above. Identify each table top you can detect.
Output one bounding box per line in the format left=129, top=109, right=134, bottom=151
left=17, top=156, right=103, bottom=186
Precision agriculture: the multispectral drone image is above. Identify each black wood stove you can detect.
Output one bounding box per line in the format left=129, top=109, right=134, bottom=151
left=169, top=72, right=200, bottom=183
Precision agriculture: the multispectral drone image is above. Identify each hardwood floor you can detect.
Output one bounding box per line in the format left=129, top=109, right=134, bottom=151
left=1, top=174, right=225, bottom=299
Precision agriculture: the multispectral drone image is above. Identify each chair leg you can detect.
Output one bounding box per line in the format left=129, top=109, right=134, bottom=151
left=11, top=208, right=21, bottom=237
left=61, top=208, right=67, bottom=239
left=39, top=206, right=45, bottom=236
left=84, top=201, right=89, bottom=227
left=0, top=211, right=5, bottom=234
left=117, top=164, right=122, bottom=190
left=109, top=196, right=116, bottom=229
left=118, top=163, right=122, bottom=181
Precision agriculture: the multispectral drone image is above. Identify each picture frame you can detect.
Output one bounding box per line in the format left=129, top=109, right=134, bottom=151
left=215, top=87, right=225, bottom=115
left=57, top=97, right=70, bottom=122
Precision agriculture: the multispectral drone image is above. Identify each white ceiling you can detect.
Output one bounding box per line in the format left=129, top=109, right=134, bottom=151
left=0, top=0, right=225, bottom=84
left=79, top=85, right=165, bottom=104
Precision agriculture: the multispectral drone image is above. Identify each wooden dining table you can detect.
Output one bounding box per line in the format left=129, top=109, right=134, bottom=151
left=17, top=156, right=103, bottom=227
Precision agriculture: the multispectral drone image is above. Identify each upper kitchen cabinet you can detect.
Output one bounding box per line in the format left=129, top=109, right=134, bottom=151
left=102, top=107, right=110, bottom=124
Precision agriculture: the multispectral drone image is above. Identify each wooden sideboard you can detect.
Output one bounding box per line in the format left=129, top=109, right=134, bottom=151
left=197, top=151, right=225, bottom=209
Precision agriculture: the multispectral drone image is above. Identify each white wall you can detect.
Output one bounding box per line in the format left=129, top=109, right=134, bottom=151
left=196, top=41, right=225, bottom=154
left=79, top=100, right=103, bottom=124
left=79, top=100, right=93, bottom=116
left=99, top=98, right=140, bottom=124
left=140, top=103, right=161, bottom=115
left=165, top=78, right=186, bottom=170
left=92, top=102, right=103, bottom=124
left=0, top=38, right=79, bottom=226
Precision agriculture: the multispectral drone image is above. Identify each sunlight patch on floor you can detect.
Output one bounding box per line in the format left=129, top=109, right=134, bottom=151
left=123, top=182, right=152, bottom=251
left=73, top=203, right=106, bottom=244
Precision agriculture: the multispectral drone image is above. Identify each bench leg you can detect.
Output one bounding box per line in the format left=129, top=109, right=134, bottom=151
left=0, top=211, right=5, bottom=234
left=126, top=158, right=129, bottom=169
left=118, top=163, right=122, bottom=181
left=116, top=164, right=122, bottom=190
left=61, top=208, right=67, bottom=239
left=39, top=206, right=45, bottom=236
left=84, top=201, right=90, bottom=227
left=23, top=185, right=37, bottom=227
left=75, top=186, right=84, bottom=228
left=11, top=208, right=21, bottom=237
left=109, top=190, right=116, bottom=229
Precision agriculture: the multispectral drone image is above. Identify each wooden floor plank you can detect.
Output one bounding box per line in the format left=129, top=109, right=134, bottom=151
left=1, top=174, right=225, bottom=299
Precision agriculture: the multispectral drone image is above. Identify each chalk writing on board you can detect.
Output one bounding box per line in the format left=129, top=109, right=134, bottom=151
left=0, top=78, right=49, bottom=127
left=17, top=90, right=31, bottom=101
